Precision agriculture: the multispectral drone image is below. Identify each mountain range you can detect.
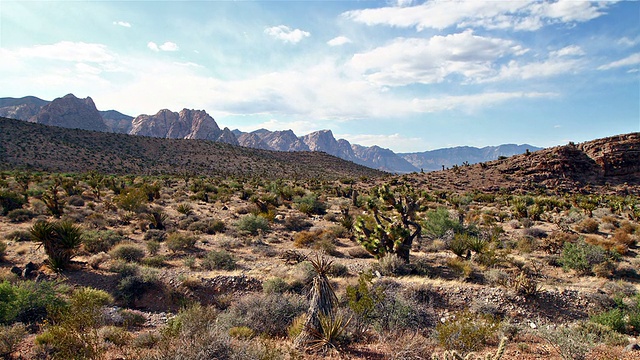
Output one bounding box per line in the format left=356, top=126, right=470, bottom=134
left=0, top=94, right=541, bottom=173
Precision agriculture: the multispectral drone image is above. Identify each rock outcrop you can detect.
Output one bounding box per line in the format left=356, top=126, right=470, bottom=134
left=0, top=96, right=49, bottom=121
left=578, top=133, right=640, bottom=178
left=351, top=144, right=418, bottom=173
left=129, top=109, right=238, bottom=145
left=28, top=94, right=108, bottom=132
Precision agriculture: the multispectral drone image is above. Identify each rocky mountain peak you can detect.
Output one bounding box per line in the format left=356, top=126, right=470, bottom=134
left=129, top=108, right=237, bottom=145
left=28, top=93, right=107, bottom=132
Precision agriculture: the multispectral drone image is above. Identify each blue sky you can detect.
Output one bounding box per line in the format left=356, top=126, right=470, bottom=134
left=1, top=0, right=638, bottom=152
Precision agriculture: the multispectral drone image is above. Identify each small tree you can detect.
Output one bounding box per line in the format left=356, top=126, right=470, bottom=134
left=354, top=184, right=422, bottom=262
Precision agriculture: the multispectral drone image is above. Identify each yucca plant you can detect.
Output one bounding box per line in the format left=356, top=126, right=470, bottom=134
left=147, top=207, right=168, bottom=230
left=30, top=220, right=83, bottom=271
left=294, top=253, right=339, bottom=350
left=306, top=311, right=351, bottom=353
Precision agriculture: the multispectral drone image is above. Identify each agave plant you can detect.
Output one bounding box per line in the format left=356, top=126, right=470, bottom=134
left=30, top=220, right=83, bottom=271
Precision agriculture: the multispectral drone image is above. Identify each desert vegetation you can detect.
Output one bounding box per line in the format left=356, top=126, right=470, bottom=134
left=0, top=146, right=639, bottom=358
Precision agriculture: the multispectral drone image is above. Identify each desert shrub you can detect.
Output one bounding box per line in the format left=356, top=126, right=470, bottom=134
left=217, top=293, right=307, bottom=338
left=0, top=280, right=66, bottom=325
left=109, top=243, right=145, bottom=262
left=115, top=270, right=160, bottom=306
left=293, top=230, right=320, bottom=248
left=372, top=279, right=434, bottom=333
left=560, top=239, right=612, bottom=275
left=228, top=326, right=254, bottom=340
left=263, top=277, right=290, bottom=294
left=143, top=229, right=166, bottom=242
left=590, top=308, right=626, bottom=333
left=166, top=232, right=197, bottom=253
left=87, top=252, right=110, bottom=269
left=448, top=233, right=471, bottom=257
left=0, top=322, right=26, bottom=356
left=329, top=262, right=349, bottom=277
left=108, top=260, right=140, bottom=277
left=113, top=188, right=147, bottom=213
left=283, top=215, right=312, bottom=231
left=7, top=208, right=34, bottom=223
left=446, top=257, right=473, bottom=280
left=294, top=193, right=326, bottom=215
left=201, top=250, right=236, bottom=271
left=0, top=241, right=6, bottom=260
left=119, top=309, right=147, bottom=328
left=235, top=214, right=270, bottom=235
left=348, top=246, right=374, bottom=258
left=435, top=311, right=501, bottom=354
left=67, top=196, right=85, bottom=207
left=132, top=331, right=160, bottom=349
left=612, top=229, right=635, bottom=247
left=146, top=240, right=160, bottom=256
left=517, top=236, right=537, bottom=253
left=376, top=253, right=411, bottom=276
left=188, top=219, right=225, bottom=234
left=4, top=230, right=31, bottom=242
left=29, top=220, right=83, bottom=271
left=99, top=326, right=131, bottom=346
left=538, top=321, right=627, bottom=360
left=576, top=218, right=600, bottom=233
left=36, top=287, right=112, bottom=360
left=422, top=207, right=463, bottom=238
left=142, top=255, right=167, bottom=268
left=0, top=190, right=25, bottom=216
left=82, top=230, right=123, bottom=254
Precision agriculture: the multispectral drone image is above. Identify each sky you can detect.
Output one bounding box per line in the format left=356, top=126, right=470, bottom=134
left=0, top=0, right=639, bottom=153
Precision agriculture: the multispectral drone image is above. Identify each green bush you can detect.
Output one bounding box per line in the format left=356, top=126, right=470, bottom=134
left=6, top=208, right=34, bottom=223
left=560, top=239, right=610, bottom=275
left=0, top=191, right=25, bottom=216
left=82, top=230, right=123, bottom=254
left=143, top=229, right=166, bottom=242
left=435, top=311, right=501, bottom=354
left=201, top=250, right=237, bottom=271
left=422, top=207, right=463, bottom=238
left=235, top=214, right=270, bottom=235
left=262, top=277, right=290, bottom=294
left=294, top=194, right=326, bottom=215
left=0, top=280, right=66, bottom=325
left=109, top=243, right=145, bottom=262
left=166, top=232, right=197, bottom=253
left=188, top=219, right=225, bottom=234
left=376, top=253, right=411, bottom=276
left=590, top=308, right=626, bottom=333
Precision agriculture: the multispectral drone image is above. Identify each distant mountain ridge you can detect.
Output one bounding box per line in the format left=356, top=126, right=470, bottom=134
left=0, top=94, right=539, bottom=173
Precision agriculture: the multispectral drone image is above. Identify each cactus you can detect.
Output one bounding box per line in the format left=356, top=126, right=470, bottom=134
left=353, top=184, right=421, bottom=262
left=431, top=337, right=506, bottom=360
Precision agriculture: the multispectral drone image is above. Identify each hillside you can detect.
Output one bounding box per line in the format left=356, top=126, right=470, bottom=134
left=408, top=133, right=640, bottom=195
left=0, top=117, right=385, bottom=180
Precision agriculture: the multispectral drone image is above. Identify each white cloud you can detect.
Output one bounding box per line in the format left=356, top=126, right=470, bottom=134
left=148, top=41, right=179, bottom=52
left=113, top=21, right=131, bottom=28
left=17, top=41, right=114, bottom=63
left=411, top=92, right=557, bottom=113
left=617, top=36, right=640, bottom=47
left=264, top=25, right=310, bottom=43
left=343, top=0, right=618, bottom=32
left=159, top=42, right=179, bottom=51
left=327, top=36, right=352, bottom=46
left=550, top=45, right=584, bottom=57
left=484, top=58, right=582, bottom=82
left=350, top=30, right=526, bottom=86
left=598, top=53, right=640, bottom=70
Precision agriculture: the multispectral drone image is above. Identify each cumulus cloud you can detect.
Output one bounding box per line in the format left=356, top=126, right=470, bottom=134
left=350, top=30, right=526, bottom=86
left=264, top=25, right=310, bottom=43
left=148, top=41, right=179, bottom=52
left=113, top=21, right=131, bottom=27
left=550, top=45, right=585, bottom=57
left=598, top=53, right=640, bottom=70
left=327, top=36, right=352, bottom=46
left=343, top=0, right=618, bottom=32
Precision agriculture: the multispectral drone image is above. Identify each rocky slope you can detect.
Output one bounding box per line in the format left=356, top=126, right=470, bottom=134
left=0, top=96, right=49, bottom=120
left=100, top=110, right=134, bottom=133
left=400, top=144, right=541, bottom=172
left=409, top=133, right=640, bottom=195
left=0, top=117, right=384, bottom=179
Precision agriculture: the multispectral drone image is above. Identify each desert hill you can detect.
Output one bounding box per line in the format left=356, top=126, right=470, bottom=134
left=409, top=133, right=640, bottom=195
left=0, top=117, right=385, bottom=180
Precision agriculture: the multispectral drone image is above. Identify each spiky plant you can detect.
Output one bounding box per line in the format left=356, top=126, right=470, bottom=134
left=306, top=312, right=351, bottom=353
left=30, top=220, right=83, bottom=271
left=294, top=253, right=338, bottom=350
left=431, top=337, right=507, bottom=360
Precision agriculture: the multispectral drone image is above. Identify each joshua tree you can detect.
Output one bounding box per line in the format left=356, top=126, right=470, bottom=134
left=354, top=184, right=422, bottom=262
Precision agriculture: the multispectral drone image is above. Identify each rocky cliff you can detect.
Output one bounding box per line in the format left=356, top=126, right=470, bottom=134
left=0, top=96, right=48, bottom=120
left=578, top=133, right=640, bottom=178
left=28, top=94, right=108, bottom=132
left=100, top=110, right=133, bottom=133
left=129, top=109, right=238, bottom=145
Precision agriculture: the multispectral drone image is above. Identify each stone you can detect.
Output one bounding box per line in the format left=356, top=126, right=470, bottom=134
left=624, top=343, right=640, bottom=352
